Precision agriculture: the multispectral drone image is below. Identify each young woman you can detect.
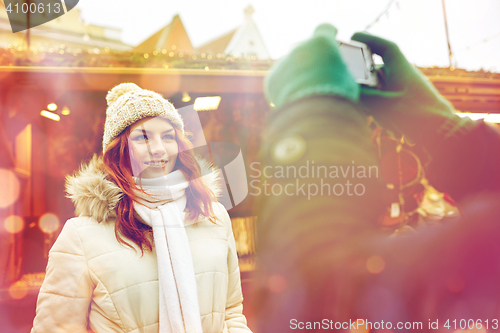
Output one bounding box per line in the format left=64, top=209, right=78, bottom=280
left=31, top=83, right=252, bottom=333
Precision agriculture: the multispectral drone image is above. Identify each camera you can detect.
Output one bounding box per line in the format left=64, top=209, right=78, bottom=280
left=338, top=40, right=378, bottom=87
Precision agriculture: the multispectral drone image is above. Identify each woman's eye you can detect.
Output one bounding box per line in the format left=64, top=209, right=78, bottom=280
left=163, top=134, right=175, bottom=140
left=133, top=134, right=148, bottom=141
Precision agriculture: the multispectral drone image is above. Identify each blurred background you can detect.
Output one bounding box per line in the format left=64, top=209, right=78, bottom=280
left=0, top=0, right=499, bottom=332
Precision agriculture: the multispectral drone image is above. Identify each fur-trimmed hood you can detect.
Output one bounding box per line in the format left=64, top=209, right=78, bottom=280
left=65, top=155, right=221, bottom=222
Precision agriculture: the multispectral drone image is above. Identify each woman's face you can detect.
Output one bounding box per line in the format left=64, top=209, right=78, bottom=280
left=128, top=117, right=179, bottom=178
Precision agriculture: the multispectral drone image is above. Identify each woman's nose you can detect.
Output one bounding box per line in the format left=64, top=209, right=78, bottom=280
left=148, top=137, right=167, bottom=156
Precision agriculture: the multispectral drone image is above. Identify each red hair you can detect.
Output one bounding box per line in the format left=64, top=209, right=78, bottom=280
left=102, top=123, right=218, bottom=254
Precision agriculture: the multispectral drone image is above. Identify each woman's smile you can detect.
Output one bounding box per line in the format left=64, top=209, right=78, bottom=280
left=144, top=160, right=168, bottom=167
left=129, top=116, right=179, bottom=178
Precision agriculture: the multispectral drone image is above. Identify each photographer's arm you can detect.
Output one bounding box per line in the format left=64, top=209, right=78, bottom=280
left=253, top=25, right=386, bottom=331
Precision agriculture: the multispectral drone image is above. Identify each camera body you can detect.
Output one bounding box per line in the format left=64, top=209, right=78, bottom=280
left=338, top=40, right=378, bottom=87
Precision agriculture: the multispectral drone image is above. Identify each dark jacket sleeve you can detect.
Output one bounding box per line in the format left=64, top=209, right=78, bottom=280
left=253, top=96, right=387, bottom=331
left=425, top=119, right=500, bottom=203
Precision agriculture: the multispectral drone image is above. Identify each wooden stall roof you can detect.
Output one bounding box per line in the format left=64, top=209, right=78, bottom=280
left=0, top=66, right=267, bottom=94
left=0, top=66, right=499, bottom=112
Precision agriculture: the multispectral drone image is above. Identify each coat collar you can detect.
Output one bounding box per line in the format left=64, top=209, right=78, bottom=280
left=65, top=154, right=221, bottom=222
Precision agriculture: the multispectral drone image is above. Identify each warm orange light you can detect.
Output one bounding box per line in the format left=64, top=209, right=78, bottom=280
left=366, top=255, right=385, bottom=274
left=485, top=114, right=500, bottom=123
left=0, top=169, right=21, bottom=208
left=8, top=282, right=28, bottom=300
left=40, top=110, right=60, bottom=121
left=350, top=319, right=370, bottom=333
left=194, top=96, right=221, bottom=111
left=454, top=328, right=486, bottom=333
left=267, top=274, right=287, bottom=293
left=3, top=215, right=24, bottom=234
left=457, top=112, right=500, bottom=123
left=47, top=103, right=57, bottom=111
left=61, top=106, right=71, bottom=115
left=182, top=92, right=191, bottom=103
left=39, top=213, right=60, bottom=234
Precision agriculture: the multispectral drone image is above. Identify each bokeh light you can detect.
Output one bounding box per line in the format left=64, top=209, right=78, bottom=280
left=366, top=255, right=386, bottom=274
left=267, top=274, right=287, bottom=293
left=38, top=213, right=60, bottom=234
left=3, top=215, right=24, bottom=234
left=0, top=169, right=21, bottom=208
left=181, top=92, right=191, bottom=102
left=349, top=319, right=370, bottom=333
left=8, top=282, right=28, bottom=300
left=47, top=103, right=57, bottom=111
left=454, top=328, right=486, bottom=333
left=61, top=106, right=71, bottom=115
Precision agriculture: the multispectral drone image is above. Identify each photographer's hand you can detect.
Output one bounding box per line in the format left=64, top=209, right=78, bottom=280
left=351, top=32, right=474, bottom=150
left=352, top=32, right=500, bottom=202
left=265, top=24, right=359, bottom=109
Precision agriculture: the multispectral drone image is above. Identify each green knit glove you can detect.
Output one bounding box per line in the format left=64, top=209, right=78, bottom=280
left=265, top=24, right=359, bottom=109
left=351, top=32, right=474, bottom=148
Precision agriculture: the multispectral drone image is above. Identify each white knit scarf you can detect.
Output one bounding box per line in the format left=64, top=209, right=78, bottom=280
left=133, top=170, right=203, bottom=333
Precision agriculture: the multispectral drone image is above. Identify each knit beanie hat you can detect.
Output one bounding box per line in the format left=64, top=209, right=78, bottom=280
left=102, top=83, right=184, bottom=153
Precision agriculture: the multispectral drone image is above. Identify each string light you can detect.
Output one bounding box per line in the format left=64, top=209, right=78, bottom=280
left=365, top=0, right=397, bottom=31
left=455, top=31, right=500, bottom=55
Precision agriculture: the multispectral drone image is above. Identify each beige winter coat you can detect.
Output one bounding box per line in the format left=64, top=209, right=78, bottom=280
left=31, top=156, right=252, bottom=333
